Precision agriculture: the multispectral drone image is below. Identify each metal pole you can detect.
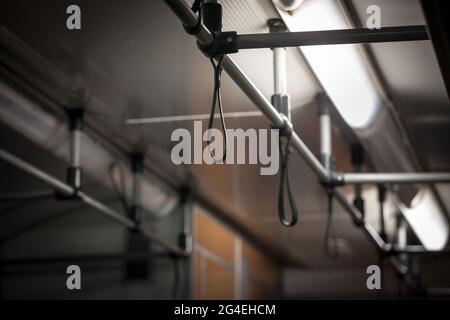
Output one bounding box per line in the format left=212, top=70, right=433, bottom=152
left=182, top=201, right=193, bottom=255
left=270, top=19, right=290, bottom=119
left=273, top=47, right=287, bottom=95
left=317, top=94, right=332, bottom=172
left=221, top=56, right=285, bottom=128
left=0, top=149, right=73, bottom=195
left=377, top=184, right=388, bottom=242
left=67, top=108, right=84, bottom=190
left=132, top=170, right=142, bottom=211
left=236, top=25, right=429, bottom=49
left=131, top=153, right=144, bottom=224
left=0, top=148, right=187, bottom=257
left=70, top=130, right=81, bottom=168
left=342, top=172, right=450, bottom=184
left=397, top=218, right=408, bottom=250
left=397, top=214, right=408, bottom=263
left=351, top=144, right=365, bottom=216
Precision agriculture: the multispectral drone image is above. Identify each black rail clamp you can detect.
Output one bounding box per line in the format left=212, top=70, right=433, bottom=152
left=271, top=113, right=293, bottom=141
left=197, top=31, right=238, bottom=58
left=185, top=1, right=238, bottom=58
left=272, top=94, right=290, bottom=122
left=268, top=18, right=287, bottom=34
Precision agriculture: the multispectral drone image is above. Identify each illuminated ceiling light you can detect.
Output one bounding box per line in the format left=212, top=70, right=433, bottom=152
left=272, top=0, right=305, bottom=12
left=400, top=188, right=449, bottom=250
left=276, top=0, right=382, bottom=129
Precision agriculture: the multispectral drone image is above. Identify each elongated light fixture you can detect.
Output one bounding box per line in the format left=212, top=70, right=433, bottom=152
left=276, top=0, right=382, bottom=129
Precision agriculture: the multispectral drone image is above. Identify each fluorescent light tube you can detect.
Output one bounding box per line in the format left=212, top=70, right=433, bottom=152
left=277, top=0, right=382, bottom=128
left=400, top=188, right=449, bottom=250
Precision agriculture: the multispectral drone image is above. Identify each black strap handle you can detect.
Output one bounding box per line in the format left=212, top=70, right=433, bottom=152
left=278, top=135, right=298, bottom=227
left=206, top=56, right=228, bottom=163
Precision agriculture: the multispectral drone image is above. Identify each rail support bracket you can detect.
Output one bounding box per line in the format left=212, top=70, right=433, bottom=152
left=271, top=114, right=293, bottom=140
left=197, top=31, right=238, bottom=58
left=320, top=171, right=345, bottom=188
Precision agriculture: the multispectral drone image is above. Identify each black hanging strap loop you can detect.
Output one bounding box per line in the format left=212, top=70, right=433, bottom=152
left=278, top=134, right=298, bottom=227
left=206, top=56, right=228, bottom=163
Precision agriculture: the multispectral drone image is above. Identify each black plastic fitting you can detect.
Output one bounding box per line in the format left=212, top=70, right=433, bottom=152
left=131, top=153, right=144, bottom=174
left=131, top=204, right=145, bottom=226
left=317, top=93, right=333, bottom=116
left=351, top=144, right=364, bottom=167
left=197, top=31, right=238, bottom=58
left=272, top=113, right=293, bottom=139
left=67, top=108, right=84, bottom=131
left=268, top=18, right=287, bottom=34
left=202, top=2, right=222, bottom=33
left=271, top=94, right=290, bottom=120
left=67, top=166, right=83, bottom=191
left=353, top=197, right=365, bottom=216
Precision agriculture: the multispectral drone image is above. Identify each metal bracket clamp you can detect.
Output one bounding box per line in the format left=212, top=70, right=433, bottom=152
left=187, top=1, right=238, bottom=58
left=331, top=171, right=345, bottom=186
left=320, top=171, right=345, bottom=189
left=268, top=18, right=287, bottom=35
left=272, top=113, right=293, bottom=139
left=271, top=94, right=290, bottom=120
left=197, top=31, right=238, bottom=58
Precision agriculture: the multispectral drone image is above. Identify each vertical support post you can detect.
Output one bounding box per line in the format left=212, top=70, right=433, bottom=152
left=410, top=254, right=423, bottom=296
left=397, top=212, right=408, bottom=262
left=269, top=19, right=290, bottom=119
left=351, top=144, right=365, bottom=217
left=131, top=153, right=144, bottom=225
left=274, top=45, right=287, bottom=95
left=317, top=93, right=338, bottom=258
left=179, top=187, right=193, bottom=299
left=317, top=93, right=333, bottom=172
left=127, top=153, right=149, bottom=281
left=67, top=108, right=84, bottom=191
left=378, top=184, right=388, bottom=242
left=179, top=188, right=193, bottom=255
left=396, top=211, right=407, bottom=298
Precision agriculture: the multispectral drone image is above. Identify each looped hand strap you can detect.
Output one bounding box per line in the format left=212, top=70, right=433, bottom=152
left=278, top=134, right=298, bottom=227
left=207, top=57, right=228, bottom=163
